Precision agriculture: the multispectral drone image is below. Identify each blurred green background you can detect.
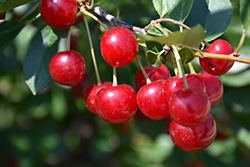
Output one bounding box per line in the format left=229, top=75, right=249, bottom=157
left=1, top=0, right=250, bottom=166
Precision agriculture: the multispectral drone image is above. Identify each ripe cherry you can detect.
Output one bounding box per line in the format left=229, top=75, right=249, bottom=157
left=100, top=27, right=139, bottom=67
left=73, top=15, right=84, bottom=25
left=0, top=12, right=6, bottom=20
left=137, top=80, right=170, bottom=120
left=198, top=71, right=223, bottom=108
left=135, top=64, right=171, bottom=89
left=95, top=84, right=137, bottom=123
left=169, top=114, right=217, bottom=152
left=40, top=0, right=78, bottom=29
left=169, top=89, right=211, bottom=127
left=199, top=39, right=234, bottom=75
left=84, top=82, right=112, bottom=115
left=49, top=50, right=86, bottom=86
left=164, top=74, right=206, bottom=102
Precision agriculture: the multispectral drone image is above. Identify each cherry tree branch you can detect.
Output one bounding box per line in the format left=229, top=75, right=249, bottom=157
left=90, top=5, right=146, bottom=34
left=86, top=4, right=250, bottom=65
left=195, top=52, right=250, bottom=64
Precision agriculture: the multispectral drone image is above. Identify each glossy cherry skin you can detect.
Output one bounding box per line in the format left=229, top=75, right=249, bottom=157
left=198, top=71, right=223, bottom=108
left=169, top=89, right=211, bottom=127
left=49, top=50, right=86, bottom=86
left=165, top=74, right=206, bottom=102
left=73, top=15, right=84, bottom=25
left=137, top=80, right=170, bottom=120
left=40, top=0, right=78, bottom=29
left=0, top=12, right=6, bottom=20
left=84, top=82, right=113, bottom=115
left=96, top=84, right=137, bottom=123
left=135, top=64, right=171, bottom=90
left=169, top=114, right=216, bottom=152
left=100, top=27, right=139, bottom=67
left=199, top=39, right=234, bottom=75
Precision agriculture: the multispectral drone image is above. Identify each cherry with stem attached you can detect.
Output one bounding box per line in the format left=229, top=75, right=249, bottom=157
left=137, top=80, right=169, bottom=120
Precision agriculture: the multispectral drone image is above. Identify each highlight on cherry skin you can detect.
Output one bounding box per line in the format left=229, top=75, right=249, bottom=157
left=135, top=64, right=171, bottom=90
left=100, top=27, right=139, bottom=67
left=164, top=73, right=206, bottom=102
left=40, top=0, right=78, bottom=29
left=199, top=39, right=235, bottom=75
left=95, top=84, right=138, bottom=124
left=169, top=88, right=211, bottom=127
left=169, top=114, right=217, bottom=152
left=49, top=50, right=86, bottom=86
left=137, top=80, right=170, bottom=120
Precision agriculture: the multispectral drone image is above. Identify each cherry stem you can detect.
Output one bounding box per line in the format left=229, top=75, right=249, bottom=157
left=86, top=0, right=94, bottom=10
left=84, top=17, right=102, bottom=85
left=81, top=7, right=109, bottom=31
left=25, top=13, right=41, bottom=24
left=66, top=26, right=72, bottom=51
left=83, top=4, right=250, bottom=65
left=188, top=62, right=196, bottom=74
left=113, top=67, right=118, bottom=86
left=135, top=56, right=151, bottom=84
left=172, top=45, right=189, bottom=89
left=235, top=21, right=250, bottom=54
left=195, top=52, right=250, bottom=64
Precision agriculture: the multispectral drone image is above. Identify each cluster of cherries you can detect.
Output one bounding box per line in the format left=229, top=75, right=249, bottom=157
left=40, top=0, right=235, bottom=152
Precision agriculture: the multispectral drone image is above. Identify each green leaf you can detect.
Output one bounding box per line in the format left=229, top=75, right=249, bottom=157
left=154, top=57, right=162, bottom=67
left=220, top=70, right=250, bottom=87
left=152, top=0, right=168, bottom=18
left=178, top=47, right=194, bottom=64
left=224, top=85, right=250, bottom=129
left=146, top=50, right=158, bottom=65
left=20, top=1, right=40, bottom=22
left=146, top=41, right=163, bottom=53
left=240, top=0, right=250, bottom=28
left=186, top=0, right=232, bottom=41
left=0, top=0, right=38, bottom=12
left=139, top=24, right=206, bottom=49
left=0, top=21, right=25, bottom=52
left=147, top=26, right=165, bottom=36
left=166, top=0, right=194, bottom=22
left=23, top=26, right=60, bottom=95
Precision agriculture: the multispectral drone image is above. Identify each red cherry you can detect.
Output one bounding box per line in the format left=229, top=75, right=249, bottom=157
left=169, top=89, right=211, bottom=127
left=40, top=0, right=77, bottom=29
left=165, top=74, right=206, bottom=102
left=70, top=73, right=91, bottom=98
left=100, top=27, right=139, bottom=67
left=169, top=114, right=217, bottom=152
left=0, top=12, right=6, bottom=20
left=84, top=82, right=112, bottom=115
left=199, top=39, right=234, bottom=75
left=96, top=84, right=137, bottom=123
left=135, top=64, right=171, bottom=89
left=198, top=71, right=223, bottom=108
left=73, top=15, right=84, bottom=25
left=6, top=156, right=19, bottom=167
left=49, top=50, right=86, bottom=86
left=137, top=80, right=170, bottom=120
left=70, top=34, right=78, bottom=51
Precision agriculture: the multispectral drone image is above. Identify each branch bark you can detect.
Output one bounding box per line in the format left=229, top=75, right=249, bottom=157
left=90, top=5, right=146, bottom=34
